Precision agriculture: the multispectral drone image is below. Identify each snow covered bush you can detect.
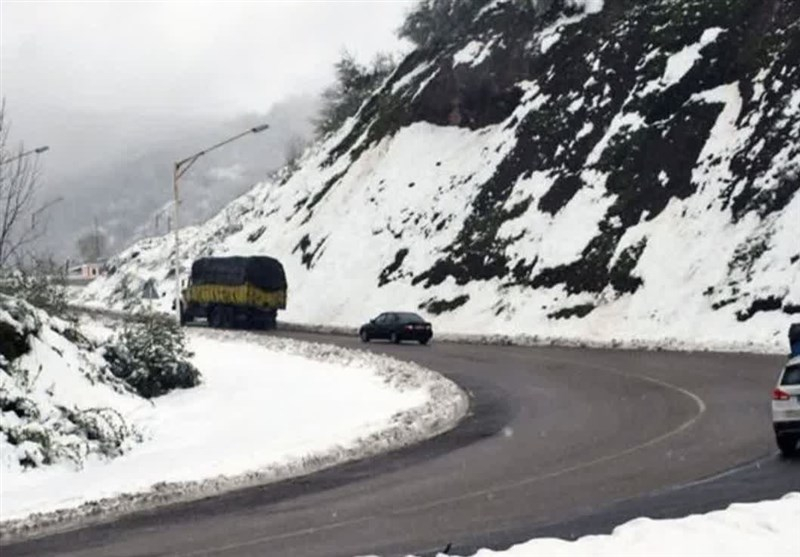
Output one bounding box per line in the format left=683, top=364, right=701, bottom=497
left=1, top=380, right=133, bottom=468
left=103, top=309, right=200, bottom=398
left=0, top=263, right=71, bottom=321
left=0, top=294, right=140, bottom=470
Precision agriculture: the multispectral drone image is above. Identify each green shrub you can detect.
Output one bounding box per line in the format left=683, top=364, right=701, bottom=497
left=103, top=309, right=200, bottom=398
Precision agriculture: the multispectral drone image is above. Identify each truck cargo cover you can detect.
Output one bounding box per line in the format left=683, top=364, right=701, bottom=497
left=191, top=256, right=287, bottom=291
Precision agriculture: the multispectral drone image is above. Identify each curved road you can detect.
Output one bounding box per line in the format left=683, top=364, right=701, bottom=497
left=4, top=331, right=799, bottom=556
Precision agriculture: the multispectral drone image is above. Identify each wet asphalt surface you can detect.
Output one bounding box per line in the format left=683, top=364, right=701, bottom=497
left=3, top=329, right=797, bottom=556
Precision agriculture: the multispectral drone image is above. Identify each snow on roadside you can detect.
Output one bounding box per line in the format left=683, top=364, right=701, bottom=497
left=74, top=304, right=789, bottom=355
left=260, top=320, right=786, bottom=356
left=0, top=326, right=467, bottom=542
left=0, top=297, right=142, bottom=473
left=376, top=492, right=800, bottom=557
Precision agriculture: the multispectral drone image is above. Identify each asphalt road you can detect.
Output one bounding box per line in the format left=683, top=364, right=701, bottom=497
left=4, top=331, right=799, bottom=557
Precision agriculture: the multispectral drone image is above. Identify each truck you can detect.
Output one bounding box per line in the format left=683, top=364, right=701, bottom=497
left=179, top=256, right=287, bottom=329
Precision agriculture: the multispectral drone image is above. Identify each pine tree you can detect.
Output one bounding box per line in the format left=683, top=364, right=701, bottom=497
left=315, top=51, right=396, bottom=138
left=398, top=0, right=486, bottom=48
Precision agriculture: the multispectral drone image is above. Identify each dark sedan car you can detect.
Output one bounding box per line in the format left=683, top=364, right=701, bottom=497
left=359, top=312, right=433, bottom=345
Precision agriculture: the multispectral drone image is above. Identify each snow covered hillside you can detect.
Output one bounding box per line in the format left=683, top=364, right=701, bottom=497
left=81, top=0, right=799, bottom=351
left=1, top=320, right=467, bottom=540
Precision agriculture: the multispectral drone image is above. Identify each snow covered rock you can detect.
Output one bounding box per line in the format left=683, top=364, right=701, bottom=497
left=81, top=0, right=800, bottom=352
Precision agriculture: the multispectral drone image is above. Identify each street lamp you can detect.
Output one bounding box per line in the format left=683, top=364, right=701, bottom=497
left=1, top=145, right=49, bottom=166
left=31, top=196, right=64, bottom=228
left=172, top=123, right=269, bottom=323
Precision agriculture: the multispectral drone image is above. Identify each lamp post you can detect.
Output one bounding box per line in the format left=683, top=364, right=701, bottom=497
left=172, top=124, right=269, bottom=323
left=1, top=145, right=49, bottom=166
left=31, top=196, right=64, bottom=229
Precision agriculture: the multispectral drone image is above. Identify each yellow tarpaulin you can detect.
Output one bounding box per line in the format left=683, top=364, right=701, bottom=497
left=186, top=283, right=286, bottom=310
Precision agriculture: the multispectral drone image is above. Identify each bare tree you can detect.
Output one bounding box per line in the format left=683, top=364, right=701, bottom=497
left=0, top=101, right=44, bottom=269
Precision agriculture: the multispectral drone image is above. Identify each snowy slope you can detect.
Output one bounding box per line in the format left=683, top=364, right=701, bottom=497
left=0, top=296, right=142, bottom=473
left=383, top=492, right=800, bottom=557
left=81, top=0, right=800, bottom=352
left=1, top=325, right=467, bottom=540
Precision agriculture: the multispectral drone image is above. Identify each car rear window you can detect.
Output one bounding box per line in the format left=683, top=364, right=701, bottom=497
left=781, top=365, right=800, bottom=386
left=397, top=312, right=425, bottom=323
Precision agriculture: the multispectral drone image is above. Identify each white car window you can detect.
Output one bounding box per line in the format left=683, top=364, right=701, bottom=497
left=781, top=365, right=800, bottom=386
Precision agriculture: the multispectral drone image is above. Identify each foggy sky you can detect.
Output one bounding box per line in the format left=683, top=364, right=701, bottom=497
left=1, top=1, right=412, bottom=180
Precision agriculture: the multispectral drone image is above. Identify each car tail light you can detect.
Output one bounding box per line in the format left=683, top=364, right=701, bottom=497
left=773, top=388, right=791, bottom=401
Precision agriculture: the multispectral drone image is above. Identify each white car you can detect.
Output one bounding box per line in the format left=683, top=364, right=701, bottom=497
left=772, top=356, right=800, bottom=457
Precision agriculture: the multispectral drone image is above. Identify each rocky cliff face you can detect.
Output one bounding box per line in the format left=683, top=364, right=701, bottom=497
left=83, top=0, right=799, bottom=350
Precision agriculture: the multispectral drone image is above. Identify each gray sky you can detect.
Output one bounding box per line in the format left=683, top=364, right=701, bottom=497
left=1, top=0, right=412, bottom=178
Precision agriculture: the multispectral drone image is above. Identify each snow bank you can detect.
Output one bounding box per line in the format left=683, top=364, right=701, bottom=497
left=233, top=319, right=781, bottom=355
left=0, top=326, right=467, bottom=542
left=0, top=296, right=142, bottom=473
left=380, top=492, right=800, bottom=557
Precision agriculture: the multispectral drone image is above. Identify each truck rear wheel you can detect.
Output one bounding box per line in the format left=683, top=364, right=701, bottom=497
left=222, top=306, right=236, bottom=328
left=208, top=306, right=223, bottom=328
left=179, top=304, right=193, bottom=325
left=260, top=310, right=277, bottom=330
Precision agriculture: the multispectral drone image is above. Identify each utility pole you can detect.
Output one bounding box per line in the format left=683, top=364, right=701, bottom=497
left=93, top=217, right=100, bottom=262
left=170, top=123, right=269, bottom=323
left=30, top=196, right=64, bottom=229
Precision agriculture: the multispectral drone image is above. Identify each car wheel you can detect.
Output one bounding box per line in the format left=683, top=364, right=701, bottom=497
left=777, top=435, right=798, bottom=458
left=390, top=332, right=400, bottom=344
left=419, top=338, right=429, bottom=345
left=360, top=329, right=370, bottom=343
